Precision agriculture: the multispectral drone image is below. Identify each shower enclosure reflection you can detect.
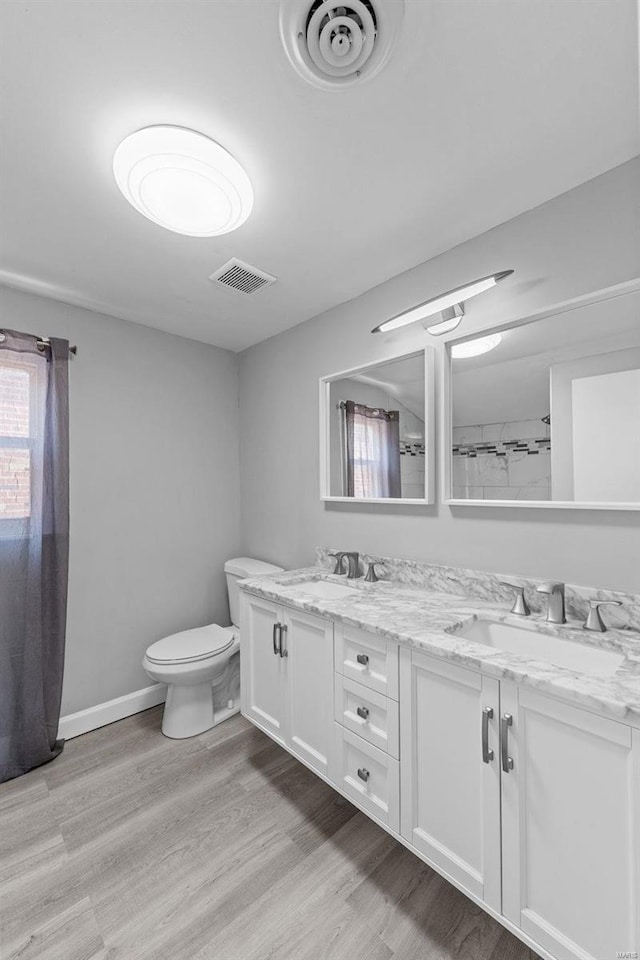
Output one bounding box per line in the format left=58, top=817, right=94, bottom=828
left=445, top=281, right=640, bottom=508
left=320, top=349, right=435, bottom=503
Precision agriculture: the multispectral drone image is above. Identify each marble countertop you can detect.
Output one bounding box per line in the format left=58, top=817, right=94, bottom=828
left=240, top=566, right=640, bottom=728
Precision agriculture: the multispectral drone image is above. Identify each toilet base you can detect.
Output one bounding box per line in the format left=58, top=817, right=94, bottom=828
left=155, top=648, right=241, bottom=739
left=162, top=681, right=215, bottom=739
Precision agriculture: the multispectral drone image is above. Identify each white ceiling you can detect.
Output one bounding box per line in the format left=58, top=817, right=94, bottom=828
left=1, top=0, right=638, bottom=352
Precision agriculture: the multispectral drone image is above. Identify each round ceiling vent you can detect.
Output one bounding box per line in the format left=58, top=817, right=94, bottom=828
left=279, top=0, right=404, bottom=90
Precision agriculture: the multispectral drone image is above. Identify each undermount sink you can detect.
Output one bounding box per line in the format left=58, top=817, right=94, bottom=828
left=456, top=619, right=625, bottom=677
left=297, top=579, right=356, bottom=601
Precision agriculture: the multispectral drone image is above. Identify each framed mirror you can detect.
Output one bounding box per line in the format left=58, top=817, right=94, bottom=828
left=320, top=348, right=435, bottom=503
left=443, top=280, right=640, bottom=510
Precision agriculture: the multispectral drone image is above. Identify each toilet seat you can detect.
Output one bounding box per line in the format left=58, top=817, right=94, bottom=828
left=145, top=624, right=235, bottom=665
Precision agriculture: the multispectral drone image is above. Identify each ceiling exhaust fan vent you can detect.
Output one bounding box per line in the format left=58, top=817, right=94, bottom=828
left=209, top=258, right=277, bottom=295
left=279, top=0, right=404, bottom=90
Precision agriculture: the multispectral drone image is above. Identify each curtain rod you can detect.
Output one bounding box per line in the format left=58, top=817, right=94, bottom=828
left=36, top=339, right=77, bottom=356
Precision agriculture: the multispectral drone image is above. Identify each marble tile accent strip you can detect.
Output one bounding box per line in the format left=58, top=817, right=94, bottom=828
left=315, top=547, right=640, bottom=633
left=452, top=438, right=551, bottom=457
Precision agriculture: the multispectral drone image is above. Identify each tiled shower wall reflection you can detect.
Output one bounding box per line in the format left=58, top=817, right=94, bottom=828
left=399, top=403, right=425, bottom=499
left=453, top=419, right=551, bottom=500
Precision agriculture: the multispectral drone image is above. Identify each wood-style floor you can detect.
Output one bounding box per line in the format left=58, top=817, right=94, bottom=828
left=1, top=707, right=541, bottom=960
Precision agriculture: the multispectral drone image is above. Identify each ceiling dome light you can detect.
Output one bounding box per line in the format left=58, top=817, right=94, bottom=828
left=451, top=333, right=503, bottom=359
left=113, top=126, right=253, bottom=237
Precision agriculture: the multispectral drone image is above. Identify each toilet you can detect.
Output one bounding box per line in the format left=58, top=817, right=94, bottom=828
left=143, top=557, right=284, bottom=739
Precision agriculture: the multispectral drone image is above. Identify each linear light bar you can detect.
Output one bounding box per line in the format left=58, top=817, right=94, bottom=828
left=371, top=270, right=514, bottom=335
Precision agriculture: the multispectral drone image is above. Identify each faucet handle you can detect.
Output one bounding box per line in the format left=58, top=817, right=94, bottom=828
left=364, top=562, right=379, bottom=583
left=329, top=552, right=347, bottom=575
left=499, top=581, right=530, bottom=617
left=584, top=600, right=622, bottom=633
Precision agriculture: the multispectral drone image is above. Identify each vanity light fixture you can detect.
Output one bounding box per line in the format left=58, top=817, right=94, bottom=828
left=371, top=270, right=513, bottom=335
left=451, top=333, right=502, bottom=359
left=113, top=126, right=253, bottom=237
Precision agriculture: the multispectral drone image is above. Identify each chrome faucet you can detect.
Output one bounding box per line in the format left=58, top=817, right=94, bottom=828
left=536, top=581, right=566, bottom=624
left=343, top=552, right=361, bottom=579
left=329, top=551, right=361, bottom=578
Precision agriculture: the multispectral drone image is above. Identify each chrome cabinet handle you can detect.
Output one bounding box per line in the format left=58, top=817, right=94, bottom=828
left=356, top=653, right=369, bottom=666
left=356, top=706, right=370, bottom=720
left=272, top=622, right=280, bottom=656
left=279, top=624, right=288, bottom=658
left=357, top=767, right=370, bottom=783
left=501, top=713, right=514, bottom=772
left=482, top=706, right=494, bottom=763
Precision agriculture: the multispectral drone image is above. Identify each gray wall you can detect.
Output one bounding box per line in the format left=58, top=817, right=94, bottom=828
left=238, top=158, right=640, bottom=593
left=0, top=285, right=241, bottom=714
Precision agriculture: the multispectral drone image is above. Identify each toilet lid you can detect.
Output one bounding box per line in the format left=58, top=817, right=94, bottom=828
left=146, top=624, right=235, bottom=665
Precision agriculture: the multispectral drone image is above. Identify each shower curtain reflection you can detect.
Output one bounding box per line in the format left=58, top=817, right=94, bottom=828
left=344, top=401, right=401, bottom=498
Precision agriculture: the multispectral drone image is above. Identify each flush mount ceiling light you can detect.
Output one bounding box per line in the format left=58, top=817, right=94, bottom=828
left=113, top=126, right=253, bottom=237
left=451, top=333, right=503, bottom=359
left=371, top=271, right=514, bottom=335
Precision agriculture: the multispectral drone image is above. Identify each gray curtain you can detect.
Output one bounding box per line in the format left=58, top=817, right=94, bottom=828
left=345, top=400, right=401, bottom=498
left=0, top=330, right=70, bottom=782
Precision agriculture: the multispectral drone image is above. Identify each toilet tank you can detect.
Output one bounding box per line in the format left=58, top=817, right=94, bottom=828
left=224, top=557, right=285, bottom=628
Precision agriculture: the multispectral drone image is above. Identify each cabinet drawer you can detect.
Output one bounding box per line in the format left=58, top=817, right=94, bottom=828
left=334, top=724, right=399, bottom=832
left=334, top=674, right=399, bottom=759
left=335, top=623, right=399, bottom=699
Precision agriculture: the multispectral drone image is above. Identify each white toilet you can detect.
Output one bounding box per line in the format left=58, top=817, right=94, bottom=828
left=143, top=557, right=284, bottom=739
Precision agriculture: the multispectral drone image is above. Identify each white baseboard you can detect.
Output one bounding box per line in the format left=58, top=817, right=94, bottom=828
left=58, top=683, right=167, bottom=740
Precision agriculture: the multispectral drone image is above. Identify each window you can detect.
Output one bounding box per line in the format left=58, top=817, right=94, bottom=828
left=343, top=401, right=402, bottom=499
left=0, top=352, right=36, bottom=521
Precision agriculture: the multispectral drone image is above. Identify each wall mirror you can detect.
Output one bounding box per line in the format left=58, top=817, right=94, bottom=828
left=444, top=280, right=640, bottom=510
left=320, top=348, right=435, bottom=503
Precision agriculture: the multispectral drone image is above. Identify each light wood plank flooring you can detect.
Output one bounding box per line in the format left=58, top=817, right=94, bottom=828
left=1, top=707, right=541, bottom=960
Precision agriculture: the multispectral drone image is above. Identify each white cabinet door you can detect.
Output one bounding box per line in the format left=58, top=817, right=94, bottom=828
left=240, top=594, right=287, bottom=744
left=501, top=684, right=640, bottom=960
left=285, top=607, right=334, bottom=779
left=400, top=648, right=501, bottom=911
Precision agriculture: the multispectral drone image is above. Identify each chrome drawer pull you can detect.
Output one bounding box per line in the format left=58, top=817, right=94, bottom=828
left=501, top=713, right=514, bottom=772
left=356, top=706, right=370, bottom=720
left=357, top=767, right=370, bottom=783
left=482, top=706, right=494, bottom=764
left=279, top=624, right=288, bottom=658
left=356, top=653, right=369, bottom=666
left=272, top=622, right=280, bottom=656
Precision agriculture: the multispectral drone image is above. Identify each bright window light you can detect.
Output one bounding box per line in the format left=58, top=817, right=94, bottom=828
left=113, top=126, right=253, bottom=237
left=371, top=271, right=513, bottom=334
left=451, top=333, right=503, bottom=359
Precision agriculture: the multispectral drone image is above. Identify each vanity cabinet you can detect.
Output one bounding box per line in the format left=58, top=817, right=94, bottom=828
left=240, top=594, right=334, bottom=779
left=500, top=684, right=640, bottom=960
left=241, top=592, right=639, bottom=960
left=399, top=648, right=502, bottom=912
